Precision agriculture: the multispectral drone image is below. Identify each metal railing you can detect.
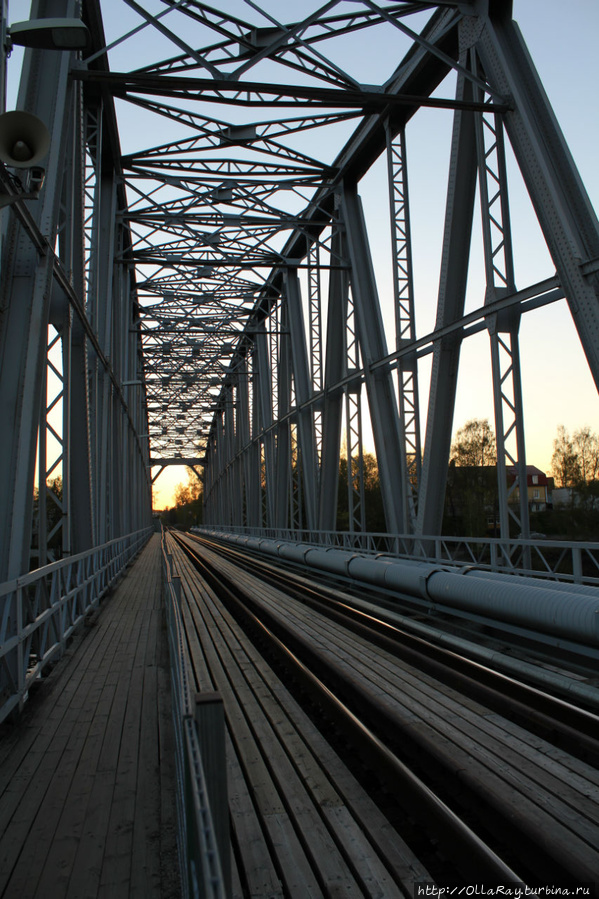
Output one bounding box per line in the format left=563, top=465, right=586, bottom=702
left=199, top=525, right=599, bottom=586
left=0, top=527, right=153, bottom=724
left=161, top=531, right=229, bottom=899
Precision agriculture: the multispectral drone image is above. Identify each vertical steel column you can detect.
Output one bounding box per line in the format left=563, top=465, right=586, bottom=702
left=274, top=297, right=291, bottom=528
left=289, top=421, right=301, bottom=531
left=235, top=360, right=250, bottom=527
left=214, top=409, right=225, bottom=525
left=386, top=123, right=421, bottom=532
left=210, top=431, right=219, bottom=526
left=285, top=268, right=318, bottom=531
left=36, top=349, right=49, bottom=565
left=223, top=386, right=236, bottom=526
left=416, top=65, right=478, bottom=538
left=318, top=224, right=348, bottom=531
left=90, top=172, right=118, bottom=542
left=110, top=243, right=125, bottom=537
left=471, top=47, right=529, bottom=541
left=212, top=427, right=221, bottom=527
left=477, top=17, right=599, bottom=393
left=253, top=321, right=275, bottom=526
left=0, top=0, right=79, bottom=582
left=203, top=433, right=216, bottom=525
left=230, top=380, right=242, bottom=528
left=308, top=241, right=323, bottom=462
left=345, top=289, right=366, bottom=534
left=340, top=184, right=405, bottom=535
left=244, top=346, right=261, bottom=528
left=61, top=79, right=95, bottom=553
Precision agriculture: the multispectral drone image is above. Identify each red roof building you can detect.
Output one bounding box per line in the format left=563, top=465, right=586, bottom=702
left=507, top=465, right=553, bottom=511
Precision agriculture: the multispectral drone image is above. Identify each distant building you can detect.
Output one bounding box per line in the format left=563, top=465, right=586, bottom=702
left=552, top=485, right=599, bottom=510
left=552, top=487, right=573, bottom=508
left=507, top=465, right=553, bottom=512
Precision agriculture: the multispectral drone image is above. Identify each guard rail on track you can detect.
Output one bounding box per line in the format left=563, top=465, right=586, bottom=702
left=0, top=527, right=153, bottom=724
left=200, top=525, right=599, bottom=585
left=161, top=530, right=229, bottom=899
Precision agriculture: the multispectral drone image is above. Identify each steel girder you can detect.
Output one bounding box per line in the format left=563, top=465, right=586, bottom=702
left=84, top=1, right=597, bottom=538
left=0, top=0, right=79, bottom=581
left=0, top=0, right=152, bottom=592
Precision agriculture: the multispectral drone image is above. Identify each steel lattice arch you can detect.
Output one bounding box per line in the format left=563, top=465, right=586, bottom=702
left=1, top=0, right=599, bottom=582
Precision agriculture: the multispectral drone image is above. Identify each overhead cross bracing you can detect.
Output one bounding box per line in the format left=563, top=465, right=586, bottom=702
left=1, top=0, right=599, bottom=584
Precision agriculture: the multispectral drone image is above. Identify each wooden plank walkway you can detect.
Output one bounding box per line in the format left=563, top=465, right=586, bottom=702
left=169, top=534, right=432, bottom=897
left=0, top=534, right=180, bottom=899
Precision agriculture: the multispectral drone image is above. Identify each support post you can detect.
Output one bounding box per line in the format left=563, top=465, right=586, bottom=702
left=194, top=692, right=231, bottom=897
left=285, top=268, right=319, bottom=531
left=340, top=184, right=406, bottom=535
left=318, top=224, right=348, bottom=531
left=416, top=65, right=478, bottom=538
left=0, top=0, right=79, bottom=582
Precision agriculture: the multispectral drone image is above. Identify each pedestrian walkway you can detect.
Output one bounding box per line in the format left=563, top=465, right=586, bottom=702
left=0, top=534, right=180, bottom=899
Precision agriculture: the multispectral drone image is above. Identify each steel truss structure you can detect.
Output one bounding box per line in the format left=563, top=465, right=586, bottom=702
left=1, top=0, right=599, bottom=588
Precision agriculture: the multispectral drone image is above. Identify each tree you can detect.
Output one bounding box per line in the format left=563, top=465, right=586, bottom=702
left=573, top=426, right=599, bottom=486
left=451, top=418, right=497, bottom=467
left=534, top=425, right=599, bottom=537
left=552, top=425, right=599, bottom=512
left=446, top=419, right=498, bottom=536
left=164, top=468, right=203, bottom=527
left=336, top=452, right=386, bottom=532
left=551, top=425, right=581, bottom=488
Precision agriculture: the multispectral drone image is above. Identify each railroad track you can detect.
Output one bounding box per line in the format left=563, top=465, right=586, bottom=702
left=167, top=530, right=599, bottom=895
left=194, top=530, right=599, bottom=701
left=186, top=532, right=599, bottom=743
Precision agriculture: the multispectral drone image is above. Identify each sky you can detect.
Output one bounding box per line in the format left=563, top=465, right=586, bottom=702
left=5, top=1, right=599, bottom=510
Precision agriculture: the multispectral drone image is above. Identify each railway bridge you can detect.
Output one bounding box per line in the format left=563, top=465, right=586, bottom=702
left=1, top=2, right=599, bottom=896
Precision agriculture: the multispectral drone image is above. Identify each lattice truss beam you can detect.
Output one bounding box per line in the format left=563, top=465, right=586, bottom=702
left=65, top=0, right=599, bottom=534
left=2, top=0, right=599, bottom=584
left=0, top=0, right=153, bottom=583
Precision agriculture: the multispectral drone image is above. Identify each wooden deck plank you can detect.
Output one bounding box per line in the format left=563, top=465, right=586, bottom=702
left=195, top=581, right=413, bottom=897
left=227, top=731, right=285, bottom=899
left=188, top=538, right=599, bottom=885
left=130, top=610, right=165, bottom=898
left=173, top=558, right=326, bottom=895
left=0, top=534, right=179, bottom=899
left=155, top=633, right=180, bottom=899
left=312, top=617, right=599, bottom=837
left=170, top=540, right=427, bottom=896
left=261, top=582, right=599, bottom=872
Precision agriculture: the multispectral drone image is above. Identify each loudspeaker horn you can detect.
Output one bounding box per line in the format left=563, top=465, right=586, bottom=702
left=0, top=111, right=51, bottom=169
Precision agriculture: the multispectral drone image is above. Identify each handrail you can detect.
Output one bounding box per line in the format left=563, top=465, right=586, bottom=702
left=197, top=525, right=599, bottom=586
left=161, top=529, right=229, bottom=899
left=0, top=527, right=153, bottom=724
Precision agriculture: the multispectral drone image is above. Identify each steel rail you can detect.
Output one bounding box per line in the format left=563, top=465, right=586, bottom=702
left=168, top=531, right=524, bottom=885
left=188, top=533, right=599, bottom=763
left=172, top=530, right=599, bottom=885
